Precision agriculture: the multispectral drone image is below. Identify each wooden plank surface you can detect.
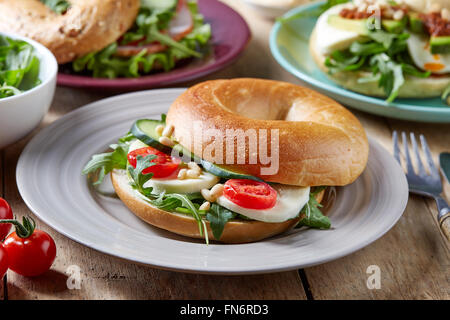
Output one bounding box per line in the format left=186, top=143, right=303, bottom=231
left=0, top=0, right=449, bottom=300
left=303, top=113, right=450, bottom=299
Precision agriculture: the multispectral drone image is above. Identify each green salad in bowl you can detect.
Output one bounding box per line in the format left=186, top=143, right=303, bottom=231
left=0, top=35, right=41, bottom=99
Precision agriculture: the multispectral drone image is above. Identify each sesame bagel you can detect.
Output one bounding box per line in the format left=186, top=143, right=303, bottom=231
left=0, top=0, right=140, bottom=64
left=166, top=78, right=369, bottom=187
left=111, top=169, right=326, bottom=243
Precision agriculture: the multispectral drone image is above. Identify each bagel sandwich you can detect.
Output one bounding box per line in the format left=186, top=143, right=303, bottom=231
left=83, top=79, right=369, bottom=243
left=0, top=0, right=211, bottom=78
left=309, top=0, right=450, bottom=102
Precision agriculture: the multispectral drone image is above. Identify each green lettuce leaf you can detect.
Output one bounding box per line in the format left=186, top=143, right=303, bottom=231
left=325, top=29, right=430, bottom=103
left=206, top=204, right=237, bottom=240
left=82, top=134, right=134, bottom=185
left=0, top=36, right=41, bottom=99
left=297, top=187, right=331, bottom=229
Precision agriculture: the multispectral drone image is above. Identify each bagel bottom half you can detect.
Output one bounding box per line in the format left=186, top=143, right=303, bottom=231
left=111, top=169, right=326, bottom=244
left=309, top=28, right=450, bottom=98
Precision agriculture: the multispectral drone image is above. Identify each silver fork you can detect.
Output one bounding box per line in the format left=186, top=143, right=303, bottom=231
left=393, top=131, right=450, bottom=240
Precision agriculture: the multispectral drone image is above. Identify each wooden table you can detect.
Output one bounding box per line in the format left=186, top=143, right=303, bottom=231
left=1, top=0, right=449, bottom=300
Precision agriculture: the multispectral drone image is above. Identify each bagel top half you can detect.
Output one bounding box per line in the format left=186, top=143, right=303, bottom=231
left=166, top=78, right=369, bottom=187
left=0, top=0, right=140, bottom=64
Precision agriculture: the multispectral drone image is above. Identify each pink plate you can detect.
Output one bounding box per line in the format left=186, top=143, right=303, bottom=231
left=57, top=0, right=251, bottom=90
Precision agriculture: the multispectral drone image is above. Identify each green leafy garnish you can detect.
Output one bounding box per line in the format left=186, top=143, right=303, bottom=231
left=0, top=36, right=41, bottom=99
left=206, top=204, right=237, bottom=240
left=325, top=29, right=430, bottom=102
left=72, top=0, right=211, bottom=78
left=128, top=154, right=156, bottom=197
left=39, top=0, right=70, bottom=14
left=297, top=186, right=331, bottom=229
left=82, top=134, right=135, bottom=185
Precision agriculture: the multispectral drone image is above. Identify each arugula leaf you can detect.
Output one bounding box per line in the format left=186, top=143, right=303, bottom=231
left=297, top=187, right=330, bottom=229
left=206, top=204, right=236, bottom=240
left=71, top=0, right=211, bottom=78
left=39, top=0, right=70, bottom=14
left=325, top=28, right=430, bottom=103
left=0, top=36, right=41, bottom=99
left=82, top=134, right=133, bottom=185
left=367, top=53, right=404, bottom=102
left=128, top=154, right=156, bottom=197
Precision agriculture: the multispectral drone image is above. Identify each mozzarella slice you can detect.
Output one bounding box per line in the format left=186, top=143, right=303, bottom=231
left=128, top=139, right=219, bottom=194
left=407, top=33, right=450, bottom=74
left=216, top=185, right=310, bottom=223
left=128, top=139, right=148, bottom=152
left=315, top=4, right=363, bottom=54
left=143, top=172, right=219, bottom=194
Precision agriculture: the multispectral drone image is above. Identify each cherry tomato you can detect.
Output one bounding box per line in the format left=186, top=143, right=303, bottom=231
left=128, top=146, right=181, bottom=178
left=1, top=217, right=56, bottom=277
left=0, top=244, right=8, bottom=279
left=223, top=179, right=277, bottom=210
left=0, top=197, right=13, bottom=240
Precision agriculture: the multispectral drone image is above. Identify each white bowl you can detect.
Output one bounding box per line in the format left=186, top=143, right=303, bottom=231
left=0, top=32, right=57, bottom=149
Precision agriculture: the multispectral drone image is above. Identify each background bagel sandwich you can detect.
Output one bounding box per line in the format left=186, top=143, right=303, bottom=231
left=309, top=0, right=450, bottom=102
left=0, top=0, right=211, bottom=78
left=83, top=79, right=369, bottom=243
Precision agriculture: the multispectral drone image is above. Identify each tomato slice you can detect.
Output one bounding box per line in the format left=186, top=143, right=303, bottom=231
left=223, top=179, right=277, bottom=210
left=127, top=146, right=181, bottom=179
left=0, top=197, right=13, bottom=240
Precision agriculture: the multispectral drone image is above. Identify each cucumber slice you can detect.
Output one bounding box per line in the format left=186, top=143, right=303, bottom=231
left=131, top=119, right=263, bottom=182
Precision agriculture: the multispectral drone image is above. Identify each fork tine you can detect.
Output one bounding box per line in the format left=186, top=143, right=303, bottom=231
left=392, top=131, right=401, bottom=164
left=410, top=132, right=426, bottom=176
left=402, top=132, right=414, bottom=174
left=420, top=134, right=439, bottom=177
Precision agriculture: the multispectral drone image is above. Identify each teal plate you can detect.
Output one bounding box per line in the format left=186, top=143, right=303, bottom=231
left=270, top=1, right=450, bottom=123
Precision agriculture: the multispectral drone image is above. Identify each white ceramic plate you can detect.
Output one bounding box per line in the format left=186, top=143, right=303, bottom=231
left=16, top=89, right=408, bottom=274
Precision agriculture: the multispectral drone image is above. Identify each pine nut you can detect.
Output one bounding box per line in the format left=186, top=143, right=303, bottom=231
left=162, top=124, right=174, bottom=137
left=442, top=8, right=450, bottom=21
left=393, top=10, right=404, bottom=21
left=155, top=125, right=165, bottom=136
left=431, top=3, right=441, bottom=13
left=177, top=168, right=187, bottom=180
left=159, top=136, right=174, bottom=147
left=201, top=189, right=214, bottom=202
left=186, top=169, right=200, bottom=179
left=187, top=161, right=201, bottom=172
left=210, top=184, right=224, bottom=198
left=199, top=202, right=210, bottom=211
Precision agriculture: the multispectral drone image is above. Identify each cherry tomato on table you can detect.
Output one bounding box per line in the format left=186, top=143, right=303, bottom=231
left=0, top=244, right=8, bottom=279
left=223, top=179, right=277, bottom=210
left=128, top=146, right=181, bottom=178
left=0, top=197, right=13, bottom=240
left=0, top=216, right=56, bottom=277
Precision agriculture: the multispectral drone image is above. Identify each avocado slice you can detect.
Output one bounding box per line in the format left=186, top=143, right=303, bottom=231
left=408, top=12, right=425, bottom=34
left=131, top=119, right=263, bottom=182
left=327, top=15, right=369, bottom=35
left=430, top=36, right=450, bottom=54
left=381, top=18, right=407, bottom=34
